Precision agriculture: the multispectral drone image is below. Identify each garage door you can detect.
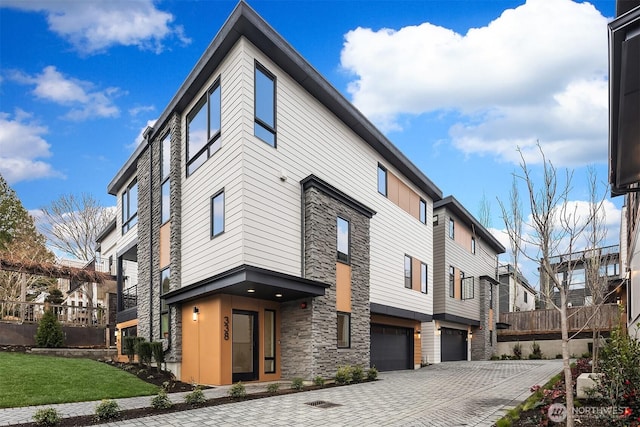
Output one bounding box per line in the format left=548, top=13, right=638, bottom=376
left=370, top=324, right=413, bottom=371
left=440, top=327, right=467, bottom=361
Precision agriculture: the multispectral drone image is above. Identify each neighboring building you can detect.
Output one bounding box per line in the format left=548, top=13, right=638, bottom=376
left=608, top=1, right=640, bottom=337
left=107, top=1, right=445, bottom=385
left=424, top=196, right=505, bottom=363
left=498, top=264, right=536, bottom=313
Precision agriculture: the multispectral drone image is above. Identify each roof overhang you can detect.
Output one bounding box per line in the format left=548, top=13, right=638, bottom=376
left=608, top=4, right=640, bottom=195
left=433, top=313, right=481, bottom=327
left=107, top=1, right=442, bottom=202
left=163, top=264, right=330, bottom=305
left=370, top=302, right=432, bottom=322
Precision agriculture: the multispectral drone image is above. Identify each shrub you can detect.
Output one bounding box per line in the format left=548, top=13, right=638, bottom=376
left=228, top=382, right=247, bottom=398
left=335, top=365, right=353, bottom=385
left=313, top=375, right=325, bottom=387
left=500, top=354, right=511, bottom=360
left=185, top=386, right=206, bottom=405
left=35, top=309, right=64, bottom=348
left=137, top=341, right=153, bottom=367
left=33, top=408, right=61, bottom=426
left=366, top=366, right=378, bottom=381
left=151, top=389, right=172, bottom=410
left=512, top=343, right=522, bottom=360
left=266, top=382, right=280, bottom=394
left=581, top=351, right=591, bottom=359
left=555, top=353, right=563, bottom=359
left=151, top=341, right=164, bottom=371
left=351, top=365, right=364, bottom=383
left=291, top=377, right=304, bottom=390
left=529, top=342, right=543, bottom=360
left=123, top=336, right=137, bottom=362
left=490, top=354, right=500, bottom=361
left=95, top=399, right=119, bottom=421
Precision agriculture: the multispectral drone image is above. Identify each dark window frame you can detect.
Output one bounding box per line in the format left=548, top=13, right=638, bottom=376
left=462, top=275, right=475, bottom=300
left=210, top=189, right=225, bottom=238
left=337, top=216, right=350, bottom=264
left=337, top=312, right=351, bottom=348
left=449, top=265, right=455, bottom=298
left=161, top=132, right=171, bottom=224
left=160, top=267, right=170, bottom=338
left=377, top=164, right=387, bottom=196
left=421, top=262, right=428, bottom=294
left=449, top=218, right=455, bottom=239
left=419, top=199, right=427, bottom=224
left=121, top=179, right=138, bottom=234
left=404, top=254, right=412, bottom=289
left=186, top=78, right=222, bottom=176
left=471, top=236, right=476, bottom=254
left=264, top=309, right=276, bottom=373
left=254, top=61, right=277, bottom=147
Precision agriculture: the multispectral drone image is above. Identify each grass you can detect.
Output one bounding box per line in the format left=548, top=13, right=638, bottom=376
left=0, top=352, right=159, bottom=408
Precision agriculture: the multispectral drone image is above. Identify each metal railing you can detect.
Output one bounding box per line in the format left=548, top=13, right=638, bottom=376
left=121, top=285, right=137, bottom=310
left=0, top=300, right=107, bottom=326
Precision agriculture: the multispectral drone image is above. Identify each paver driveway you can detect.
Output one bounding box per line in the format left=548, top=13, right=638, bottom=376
left=101, top=359, right=562, bottom=427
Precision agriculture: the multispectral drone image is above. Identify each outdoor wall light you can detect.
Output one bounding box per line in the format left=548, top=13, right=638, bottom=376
left=114, top=327, right=119, bottom=337
left=436, top=327, right=441, bottom=336
left=415, top=330, right=421, bottom=339
left=192, top=306, right=199, bottom=321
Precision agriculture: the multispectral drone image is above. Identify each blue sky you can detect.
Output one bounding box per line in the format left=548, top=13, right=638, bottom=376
left=0, top=0, right=622, bottom=281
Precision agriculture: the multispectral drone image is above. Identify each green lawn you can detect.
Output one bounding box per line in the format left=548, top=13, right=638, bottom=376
left=0, top=352, right=158, bottom=408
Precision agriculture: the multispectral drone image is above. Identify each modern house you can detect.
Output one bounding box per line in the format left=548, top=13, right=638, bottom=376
left=498, top=264, right=536, bottom=312
left=423, top=196, right=505, bottom=363
left=107, top=1, right=445, bottom=385
left=608, top=0, right=640, bottom=337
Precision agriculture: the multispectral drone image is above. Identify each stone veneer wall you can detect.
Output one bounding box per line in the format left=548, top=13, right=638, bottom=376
left=471, top=278, right=497, bottom=360
left=280, top=184, right=371, bottom=379
left=167, top=113, right=182, bottom=363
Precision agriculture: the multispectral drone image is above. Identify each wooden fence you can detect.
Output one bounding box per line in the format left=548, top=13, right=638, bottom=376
left=498, top=303, right=623, bottom=336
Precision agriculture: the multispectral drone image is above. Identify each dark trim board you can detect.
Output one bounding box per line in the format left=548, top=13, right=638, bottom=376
left=370, top=302, right=432, bottom=322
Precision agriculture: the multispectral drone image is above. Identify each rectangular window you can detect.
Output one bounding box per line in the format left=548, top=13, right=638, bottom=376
left=419, top=199, right=427, bottom=224
left=160, top=268, right=170, bottom=338
left=254, top=63, right=276, bottom=147
left=524, top=291, right=528, bottom=303
left=471, top=236, right=476, bottom=254
left=449, top=266, right=455, bottom=298
left=421, top=262, right=427, bottom=294
left=187, top=80, right=221, bottom=176
left=433, top=214, right=439, bottom=226
left=264, top=310, right=276, bottom=373
left=121, top=179, right=138, bottom=234
left=211, top=190, right=225, bottom=238
left=161, top=133, right=171, bottom=224
left=449, top=218, right=455, bottom=239
left=337, top=217, right=350, bottom=263
left=377, top=164, right=387, bottom=196
left=337, top=312, right=350, bottom=348
left=462, top=275, right=474, bottom=300
left=119, top=326, right=137, bottom=355
left=404, top=255, right=412, bottom=289
left=489, top=284, right=494, bottom=309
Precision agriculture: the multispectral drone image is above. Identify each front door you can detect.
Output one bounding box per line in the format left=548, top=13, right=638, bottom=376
left=232, top=310, right=258, bottom=382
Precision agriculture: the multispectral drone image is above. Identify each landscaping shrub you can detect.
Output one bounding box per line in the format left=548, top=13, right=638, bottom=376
left=512, top=343, right=522, bottom=360
left=291, top=377, right=304, bottom=390
left=94, top=399, right=119, bottom=421
left=335, top=365, right=353, bottom=385
left=33, top=408, right=61, bottom=426
left=490, top=354, right=500, bottom=361
left=500, top=354, right=511, bottom=360
left=266, top=382, right=280, bottom=394
left=35, top=309, right=64, bottom=348
left=313, top=375, right=325, bottom=386
left=366, top=366, right=378, bottom=381
left=228, top=382, right=247, bottom=399
left=150, top=389, right=172, bottom=410
left=185, top=386, right=206, bottom=405
left=123, top=336, right=136, bottom=363
left=351, top=365, right=364, bottom=383
left=151, top=341, right=164, bottom=371
left=528, top=341, right=543, bottom=359
left=137, top=341, right=153, bottom=368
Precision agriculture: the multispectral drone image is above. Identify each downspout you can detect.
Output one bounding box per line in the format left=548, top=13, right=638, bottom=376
left=300, top=182, right=305, bottom=278
left=144, top=126, right=155, bottom=342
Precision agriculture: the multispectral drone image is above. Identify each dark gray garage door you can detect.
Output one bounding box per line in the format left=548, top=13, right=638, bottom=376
left=370, top=324, right=413, bottom=371
left=440, top=327, right=467, bottom=361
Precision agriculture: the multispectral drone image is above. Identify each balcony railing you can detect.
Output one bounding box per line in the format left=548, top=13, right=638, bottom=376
left=0, top=300, right=108, bottom=326
left=121, top=285, right=137, bottom=310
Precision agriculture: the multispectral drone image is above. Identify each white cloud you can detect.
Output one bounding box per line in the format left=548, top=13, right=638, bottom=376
left=129, top=105, right=156, bottom=117
left=341, top=0, right=609, bottom=167
left=9, top=66, right=121, bottom=121
left=1, top=0, right=191, bottom=54
left=0, top=110, right=64, bottom=184
left=128, top=119, right=158, bottom=150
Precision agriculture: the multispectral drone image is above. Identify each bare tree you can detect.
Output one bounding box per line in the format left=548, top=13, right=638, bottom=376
left=478, top=192, right=492, bottom=229
left=499, top=175, right=524, bottom=311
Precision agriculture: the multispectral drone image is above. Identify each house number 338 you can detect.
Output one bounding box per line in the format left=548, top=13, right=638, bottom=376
left=223, top=316, right=229, bottom=340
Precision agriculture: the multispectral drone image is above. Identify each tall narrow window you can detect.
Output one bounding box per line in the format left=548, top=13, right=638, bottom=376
left=449, top=218, right=455, bottom=239
left=449, top=266, right=455, bottom=298
left=122, top=179, right=138, bottom=234
left=187, top=80, right=221, bottom=175
left=161, top=133, right=171, bottom=224
left=404, top=255, right=412, bottom=289
left=419, top=199, right=427, bottom=224
left=337, top=217, right=350, bottom=263
left=264, top=310, right=276, bottom=373
left=160, top=268, right=170, bottom=338
left=524, top=291, right=528, bottom=303
left=211, top=190, right=225, bottom=237
left=254, top=63, right=276, bottom=147
left=421, top=262, right=427, bottom=294
left=337, top=312, right=350, bottom=348
left=377, top=164, right=387, bottom=196
left=471, top=236, right=476, bottom=254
